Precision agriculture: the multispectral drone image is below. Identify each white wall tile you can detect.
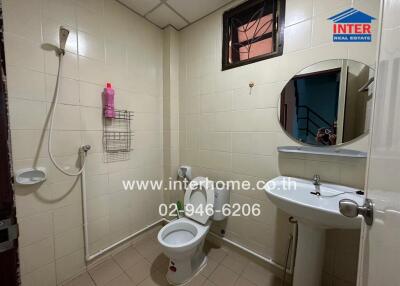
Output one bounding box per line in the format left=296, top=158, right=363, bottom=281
left=3, top=0, right=42, bottom=43
left=54, top=227, right=84, bottom=259
left=81, top=131, right=103, bottom=153
left=79, top=82, right=104, bottom=108
left=284, top=19, right=312, bottom=53
left=199, top=132, right=231, bottom=152
left=87, top=195, right=110, bottom=221
left=311, top=14, right=334, bottom=47
left=14, top=183, right=53, bottom=218
left=52, top=203, right=83, bottom=235
left=313, top=0, right=352, bottom=17
left=7, top=67, right=46, bottom=101
left=4, top=33, right=44, bottom=72
left=76, top=0, right=105, bottom=15
left=20, top=263, right=56, bottom=286
left=9, top=98, right=47, bottom=130
left=79, top=56, right=107, bottom=84
left=20, top=237, right=54, bottom=275
left=77, top=5, right=104, bottom=36
left=41, top=0, right=77, bottom=28
left=44, top=51, right=79, bottom=79
left=232, top=153, right=276, bottom=178
left=232, top=132, right=278, bottom=156
left=78, top=31, right=106, bottom=61
left=45, top=75, right=80, bottom=105
left=55, top=249, right=86, bottom=284
left=18, top=212, right=53, bottom=247
left=49, top=179, right=82, bottom=209
left=80, top=106, right=103, bottom=131
left=11, top=130, right=47, bottom=160
left=47, top=103, right=81, bottom=130
left=285, top=0, right=313, bottom=27
left=46, top=130, right=83, bottom=156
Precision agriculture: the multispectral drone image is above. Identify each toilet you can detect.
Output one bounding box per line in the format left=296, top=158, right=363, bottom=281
left=157, top=177, right=229, bottom=285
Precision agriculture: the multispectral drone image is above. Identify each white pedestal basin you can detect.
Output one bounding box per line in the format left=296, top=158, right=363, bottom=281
left=264, top=176, right=364, bottom=286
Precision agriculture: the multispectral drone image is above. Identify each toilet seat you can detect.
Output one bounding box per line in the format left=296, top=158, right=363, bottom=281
left=184, top=177, right=215, bottom=225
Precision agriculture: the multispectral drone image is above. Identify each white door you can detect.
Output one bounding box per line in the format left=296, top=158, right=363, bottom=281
left=356, top=1, right=400, bottom=285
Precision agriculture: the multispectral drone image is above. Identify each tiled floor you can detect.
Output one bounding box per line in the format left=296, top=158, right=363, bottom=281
left=63, top=232, right=284, bottom=286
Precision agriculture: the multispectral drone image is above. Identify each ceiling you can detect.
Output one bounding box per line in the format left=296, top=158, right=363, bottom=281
left=118, top=0, right=234, bottom=30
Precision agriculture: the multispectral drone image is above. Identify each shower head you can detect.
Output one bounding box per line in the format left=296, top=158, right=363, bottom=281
left=59, top=27, right=70, bottom=55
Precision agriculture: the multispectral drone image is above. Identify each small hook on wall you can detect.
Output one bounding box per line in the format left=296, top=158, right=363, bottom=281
left=249, top=81, right=255, bottom=95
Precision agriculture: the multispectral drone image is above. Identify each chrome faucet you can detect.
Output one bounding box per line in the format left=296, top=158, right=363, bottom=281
left=311, top=174, right=321, bottom=196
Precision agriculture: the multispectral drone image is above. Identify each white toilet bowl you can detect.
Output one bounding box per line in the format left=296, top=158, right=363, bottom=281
left=158, top=217, right=209, bottom=285
left=157, top=176, right=230, bottom=285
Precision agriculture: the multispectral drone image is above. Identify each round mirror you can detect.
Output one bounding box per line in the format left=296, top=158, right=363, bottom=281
left=279, top=59, right=374, bottom=146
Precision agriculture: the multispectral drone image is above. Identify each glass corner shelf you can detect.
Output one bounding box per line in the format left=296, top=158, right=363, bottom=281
left=277, top=146, right=367, bottom=158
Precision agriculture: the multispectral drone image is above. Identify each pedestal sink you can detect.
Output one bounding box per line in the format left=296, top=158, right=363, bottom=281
left=264, top=176, right=364, bottom=286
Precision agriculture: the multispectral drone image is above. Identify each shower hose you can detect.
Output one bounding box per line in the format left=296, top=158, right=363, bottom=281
left=48, top=54, right=88, bottom=176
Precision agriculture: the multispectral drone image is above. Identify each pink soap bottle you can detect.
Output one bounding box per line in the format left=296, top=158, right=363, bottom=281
left=103, top=83, right=115, bottom=118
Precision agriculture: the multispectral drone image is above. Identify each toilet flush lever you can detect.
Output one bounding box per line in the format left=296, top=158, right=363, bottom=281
left=339, top=199, right=374, bottom=226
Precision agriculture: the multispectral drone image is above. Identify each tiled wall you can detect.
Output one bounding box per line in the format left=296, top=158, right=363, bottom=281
left=163, top=27, right=180, bottom=204
left=3, top=0, right=163, bottom=284
left=178, top=0, right=379, bottom=285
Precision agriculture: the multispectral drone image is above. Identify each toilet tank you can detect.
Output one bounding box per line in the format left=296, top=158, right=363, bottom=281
left=212, top=187, right=230, bottom=221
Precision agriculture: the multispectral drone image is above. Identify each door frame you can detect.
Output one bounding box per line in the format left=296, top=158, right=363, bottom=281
left=0, top=1, right=19, bottom=285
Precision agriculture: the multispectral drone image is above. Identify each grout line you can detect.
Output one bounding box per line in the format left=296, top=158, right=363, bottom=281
left=115, top=1, right=163, bottom=30
left=177, top=0, right=245, bottom=31
left=144, top=2, right=164, bottom=17
left=163, top=2, right=190, bottom=24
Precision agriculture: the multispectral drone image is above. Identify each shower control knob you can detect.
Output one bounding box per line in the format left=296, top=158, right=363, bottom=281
left=339, top=198, right=374, bottom=226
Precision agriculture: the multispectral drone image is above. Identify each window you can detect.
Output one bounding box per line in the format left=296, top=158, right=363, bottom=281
left=222, top=0, right=285, bottom=70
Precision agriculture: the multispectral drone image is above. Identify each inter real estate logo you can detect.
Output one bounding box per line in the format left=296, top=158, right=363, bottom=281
left=328, top=8, right=376, bottom=42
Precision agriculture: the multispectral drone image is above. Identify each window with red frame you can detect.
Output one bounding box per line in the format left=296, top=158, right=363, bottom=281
left=222, top=0, right=285, bottom=70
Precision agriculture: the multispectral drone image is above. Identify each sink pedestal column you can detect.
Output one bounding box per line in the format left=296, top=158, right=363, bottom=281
left=293, top=222, right=326, bottom=286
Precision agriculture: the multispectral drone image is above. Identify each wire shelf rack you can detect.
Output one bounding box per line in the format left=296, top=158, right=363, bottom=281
left=103, top=109, right=134, bottom=162
left=103, top=131, right=133, bottom=153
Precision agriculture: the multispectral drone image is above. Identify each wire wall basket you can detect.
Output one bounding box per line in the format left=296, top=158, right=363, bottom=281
left=103, top=109, right=134, bottom=162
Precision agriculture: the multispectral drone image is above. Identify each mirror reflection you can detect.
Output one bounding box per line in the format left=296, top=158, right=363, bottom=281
left=279, top=60, right=374, bottom=146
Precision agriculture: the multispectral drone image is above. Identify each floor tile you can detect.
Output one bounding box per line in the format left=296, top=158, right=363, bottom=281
left=63, top=272, right=95, bottom=286
left=221, top=251, right=250, bottom=274
left=202, top=280, right=217, bottom=286
left=234, top=277, right=257, bottom=286
left=113, top=246, right=143, bottom=271
left=134, top=238, right=163, bottom=262
left=151, top=253, right=170, bottom=273
left=209, top=265, right=239, bottom=286
left=186, top=274, right=207, bottom=286
left=104, top=273, right=135, bottom=286
left=88, top=259, right=123, bottom=286
left=125, top=258, right=152, bottom=285
left=204, top=244, right=228, bottom=263
left=137, top=270, right=169, bottom=286
left=201, top=259, right=218, bottom=277
left=242, top=262, right=281, bottom=286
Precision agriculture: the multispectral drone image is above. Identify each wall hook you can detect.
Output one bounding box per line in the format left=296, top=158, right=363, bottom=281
left=249, top=81, right=255, bottom=95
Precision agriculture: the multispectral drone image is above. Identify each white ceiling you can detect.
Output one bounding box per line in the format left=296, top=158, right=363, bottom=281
left=118, top=0, right=234, bottom=30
